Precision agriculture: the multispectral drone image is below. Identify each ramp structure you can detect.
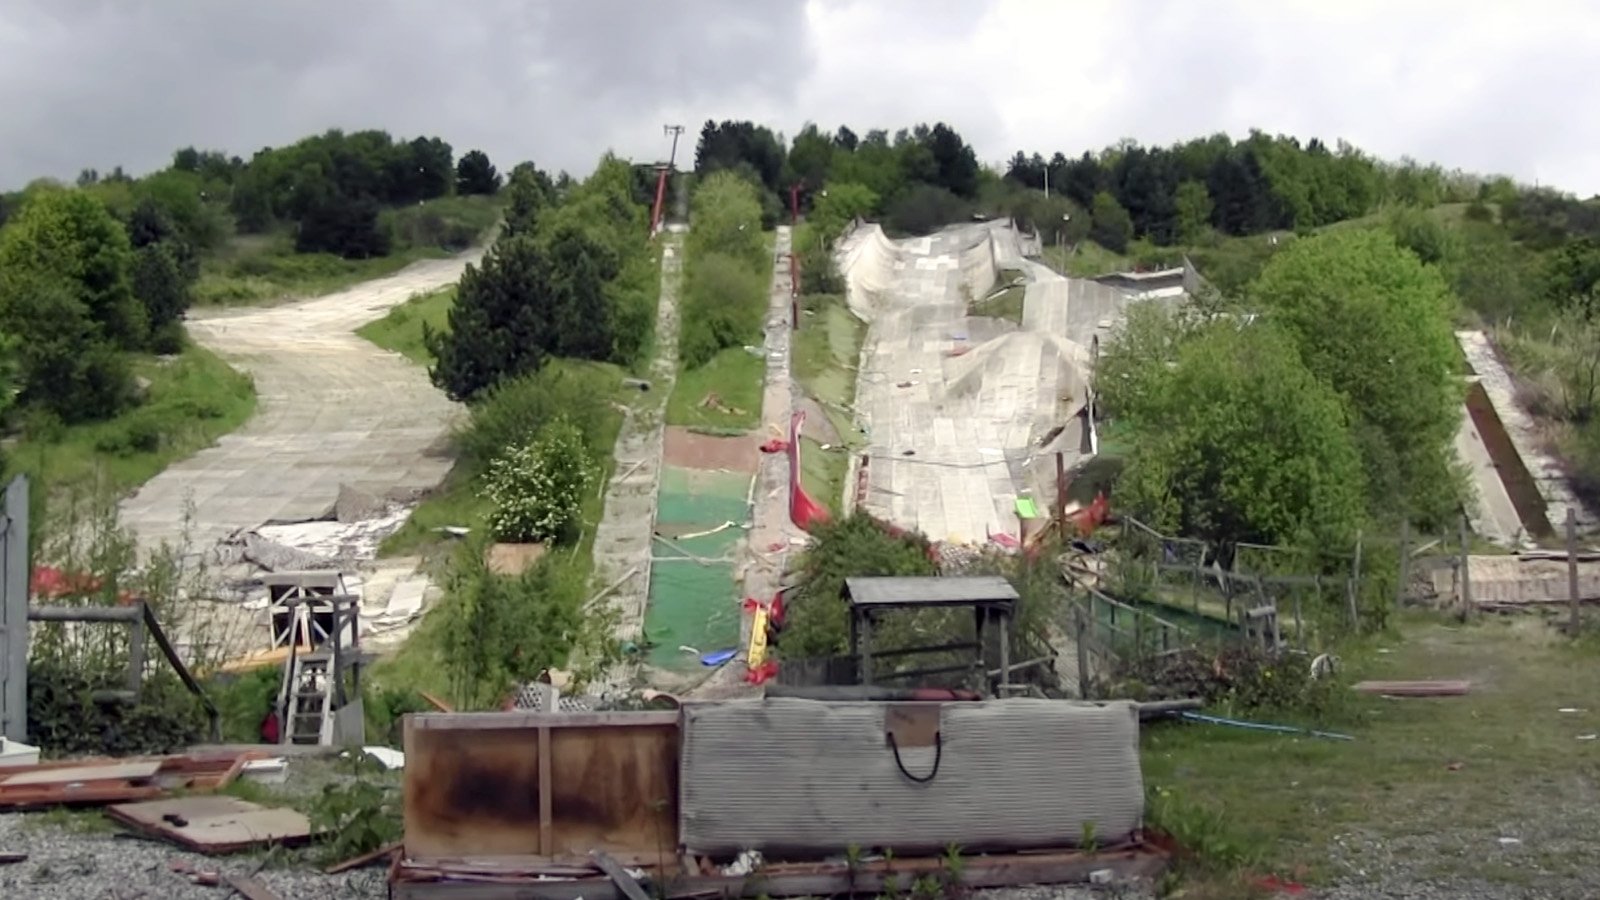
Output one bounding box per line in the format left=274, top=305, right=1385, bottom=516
left=836, top=220, right=1170, bottom=544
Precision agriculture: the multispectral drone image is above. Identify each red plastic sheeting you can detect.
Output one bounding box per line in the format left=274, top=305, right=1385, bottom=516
left=1070, top=492, right=1110, bottom=537
left=31, top=566, right=135, bottom=604
left=788, top=410, right=829, bottom=531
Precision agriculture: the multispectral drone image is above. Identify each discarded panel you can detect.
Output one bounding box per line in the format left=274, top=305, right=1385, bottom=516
left=0, top=751, right=254, bottom=809
left=107, top=795, right=313, bottom=853
left=679, top=698, right=1143, bottom=856
left=1, top=761, right=161, bottom=786
left=402, top=711, right=678, bottom=861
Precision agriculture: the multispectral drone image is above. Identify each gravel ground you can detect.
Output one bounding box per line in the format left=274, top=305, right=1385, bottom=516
left=1307, top=825, right=1600, bottom=900
left=0, top=811, right=387, bottom=899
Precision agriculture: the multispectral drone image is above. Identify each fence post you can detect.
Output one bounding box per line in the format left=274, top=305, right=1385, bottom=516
left=1, top=476, right=29, bottom=743
left=126, top=601, right=147, bottom=694
left=1396, top=520, right=1411, bottom=609
left=1075, top=607, right=1090, bottom=700
left=1347, top=530, right=1363, bottom=632
left=1569, top=508, right=1581, bottom=636
left=1458, top=513, right=1472, bottom=622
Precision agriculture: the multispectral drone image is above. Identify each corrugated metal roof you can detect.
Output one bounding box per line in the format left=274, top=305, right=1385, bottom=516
left=842, top=575, right=1019, bottom=608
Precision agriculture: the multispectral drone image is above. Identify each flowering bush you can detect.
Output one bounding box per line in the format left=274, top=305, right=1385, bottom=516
left=484, top=417, right=594, bottom=543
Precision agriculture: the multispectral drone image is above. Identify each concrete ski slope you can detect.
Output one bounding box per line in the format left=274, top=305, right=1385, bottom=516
left=837, top=220, right=1155, bottom=544
left=120, top=252, right=480, bottom=554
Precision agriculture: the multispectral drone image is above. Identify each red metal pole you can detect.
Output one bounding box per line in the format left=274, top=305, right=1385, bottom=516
left=649, top=166, right=669, bottom=237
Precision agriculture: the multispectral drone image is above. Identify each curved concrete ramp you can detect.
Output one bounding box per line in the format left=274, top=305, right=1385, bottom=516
left=836, top=220, right=1155, bottom=544
left=120, top=251, right=480, bottom=554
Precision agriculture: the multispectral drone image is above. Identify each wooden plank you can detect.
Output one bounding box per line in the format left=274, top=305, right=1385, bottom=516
left=0, top=852, right=27, bottom=865
left=1354, top=680, right=1471, bottom=697
left=1, top=761, right=161, bottom=786
left=537, top=725, right=552, bottom=857
left=390, top=847, right=1168, bottom=899
left=223, top=873, right=282, bottom=900
left=408, top=711, right=678, bottom=731
left=589, top=850, right=652, bottom=900
left=325, top=840, right=403, bottom=875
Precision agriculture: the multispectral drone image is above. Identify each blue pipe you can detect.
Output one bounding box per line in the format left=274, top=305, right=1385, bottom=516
left=1180, top=711, right=1354, bottom=742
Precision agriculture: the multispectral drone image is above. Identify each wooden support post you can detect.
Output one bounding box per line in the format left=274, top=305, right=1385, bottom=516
left=1396, top=519, right=1411, bottom=609
left=1458, top=513, right=1472, bottom=621
left=996, top=610, right=1010, bottom=693
left=1347, top=530, right=1363, bottom=633
left=537, top=724, right=553, bottom=857
left=1568, top=508, right=1581, bottom=637
left=1075, top=607, right=1090, bottom=700
left=1055, top=452, right=1066, bottom=532
left=858, top=613, right=873, bottom=685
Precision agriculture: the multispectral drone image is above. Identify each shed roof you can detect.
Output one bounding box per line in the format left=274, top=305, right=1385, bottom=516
left=842, top=575, right=1019, bottom=609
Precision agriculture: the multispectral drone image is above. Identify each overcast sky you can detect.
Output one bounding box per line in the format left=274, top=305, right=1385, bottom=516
left=2, top=0, right=1597, bottom=195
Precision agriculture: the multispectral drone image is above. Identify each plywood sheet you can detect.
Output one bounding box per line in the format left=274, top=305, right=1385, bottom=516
left=403, top=712, right=678, bottom=862
left=1, top=761, right=161, bottom=786
left=108, top=795, right=312, bottom=853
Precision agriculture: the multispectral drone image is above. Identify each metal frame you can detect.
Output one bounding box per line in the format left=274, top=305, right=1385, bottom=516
left=842, top=577, right=1017, bottom=694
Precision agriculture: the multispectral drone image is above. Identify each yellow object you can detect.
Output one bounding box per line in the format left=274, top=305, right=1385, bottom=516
left=747, top=605, right=770, bottom=668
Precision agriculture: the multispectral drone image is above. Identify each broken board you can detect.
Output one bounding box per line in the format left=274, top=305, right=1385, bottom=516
left=1, top=761, right=161, bottom=787
left=108, top=796, right=314, bottom=854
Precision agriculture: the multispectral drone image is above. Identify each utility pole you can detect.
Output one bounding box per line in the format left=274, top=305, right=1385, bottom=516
left=663, top=124, right=685, bottom=171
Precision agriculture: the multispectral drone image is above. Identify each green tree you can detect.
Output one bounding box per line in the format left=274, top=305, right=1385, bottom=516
left=131, top=243, right=190, bottom=353
left=687, top=171, right=766, bottom=271
left=455, top=150, right=501, bottom=196
left=1248, top=228, right=1462, bottom=523
left=1173, top=179, right=1214, bottom=244
left=809, top=181, right=879, bottom=241
left=503, top=162, right=553, bottom=239
left=1384, top=205, right=1462, bottom=268
left=428, top=235, right=554, bottom=401
left=0, top=188, right=145, bottom=351
left=1110, top=317, right=1367, bottom=548
left=1088, top=191, right=1133, bottom=253
left=0, top=274, right=132, bottom=421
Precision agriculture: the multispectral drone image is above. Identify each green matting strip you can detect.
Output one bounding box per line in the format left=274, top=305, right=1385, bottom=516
left=645, top=465, right=752, bottom=670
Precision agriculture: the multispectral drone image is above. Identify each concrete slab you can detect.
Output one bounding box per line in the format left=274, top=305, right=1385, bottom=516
left=1458, top=330, right=1598, bottom=533
left=836, top=220, right=1147, bottom=545
left=120, top=251, right=478, bottom=554
left=1455, top=400, right=1529, bottom=548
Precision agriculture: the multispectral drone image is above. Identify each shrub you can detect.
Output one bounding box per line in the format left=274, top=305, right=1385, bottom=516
left=440, top=541, right=589, bottom=708
left=884, top=184, right=975, bottom=237
left=781, top=514, right=937, bottom=658
left=456, top=362, right=619, bottom=472
left=679, top=251, right=767, bottom=368
left=483, top=417, right=594, bottom=544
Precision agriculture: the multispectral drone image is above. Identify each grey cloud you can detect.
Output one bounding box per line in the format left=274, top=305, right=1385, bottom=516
left=0, top=0, right=814, bottom=187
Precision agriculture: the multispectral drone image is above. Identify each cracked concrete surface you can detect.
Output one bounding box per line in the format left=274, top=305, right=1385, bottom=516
left=590, top=229, right=681, bottom=695
left=120, top=251, right=481, bottom=554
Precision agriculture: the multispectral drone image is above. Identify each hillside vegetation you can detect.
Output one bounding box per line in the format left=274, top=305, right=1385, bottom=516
left=0, top=128, right=509, bottom=491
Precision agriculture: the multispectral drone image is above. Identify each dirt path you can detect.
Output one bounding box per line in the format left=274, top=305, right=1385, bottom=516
left=120, top=251, right=481, bottom=554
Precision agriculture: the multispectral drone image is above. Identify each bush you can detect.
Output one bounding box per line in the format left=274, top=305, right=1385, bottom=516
left=1118, top=644, right=1349, bottom=722
left=28, top=659, right=205, bottom=755
left=679, top=251, right=767, bottom=368
left=780, top=514, right=937, bottom=658
left=456, top=362, right=620, bottom=472
left=440, top=542, right=590, bottom=708
left=883, top=184, right=975, bottom=236
left=94, top=416, right=163, bottom=456
left=483, top=418, right=594, bottom=543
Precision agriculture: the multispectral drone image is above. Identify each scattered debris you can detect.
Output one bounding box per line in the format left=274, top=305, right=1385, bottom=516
left=223, top=872, right=284, bottom=900
left=591, top=849, right=653, bottom=900
left=0, top=751, right=256, bottom=810
left=486, top=541, right=547, bottom=576
left=324, top=840, right=402, bottom=875
left=108, top=796, right=314, bottom=854
left=359, top=746, right=405, bottom=770
left=1579, top=734, right=1598, bottom=741
left=0, top=852, right=27, bottom=865
left=1354, top=680, right=1471, bottom=697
